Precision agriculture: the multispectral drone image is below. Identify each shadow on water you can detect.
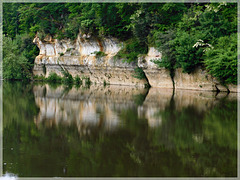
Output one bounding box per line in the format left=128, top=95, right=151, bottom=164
left=3, top=81, right=237, bottom=177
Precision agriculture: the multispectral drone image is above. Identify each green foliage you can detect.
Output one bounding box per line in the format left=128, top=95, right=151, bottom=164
left=174, top=30, right=204, bottom=74
left=16, top=33, right=40, bottom=65
left=82, top=76, right=91, bottom=86
left=47, top=72, right=62, bottom=83
left=130, top=3, right=187, bottom=45
left=175, top=3, right=236, bottom=76
left=66, top=48, right=72, bottom=52
left=132, top=67, right=145, bottom=80
left=3, top=35, right=32, bottom=80
left=103, top=80, right=107, bottom=87
left=62, top=71, right=73, bottom=85
left=204, top=34, right=237, bottom=85
left=94, top=51, right=107, bottom=58
left=115, top=39, right=147, bottom=63
left=74, top=75, right=82, bottom=85
left=3, top=2, right=237, bottom=84
left=34, top=72, right=84, bottom=86
left=152, top=3, right=237, bottom=83
left=18, top=3, right=69, bottom=38
left=152, top=30, right=176, bottom=77
left=3, top=3, right=21, bottom=39
left=33, top=75, right=46, bottom=81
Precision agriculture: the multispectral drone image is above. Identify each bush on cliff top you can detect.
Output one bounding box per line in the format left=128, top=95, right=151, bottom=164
left=204, top=34, right=237, bottom=85
left=115, top=38, right=148, bottom=63
left=152, top=3, right=237, bottom=84
left=3, top=3, right=237, bottom=85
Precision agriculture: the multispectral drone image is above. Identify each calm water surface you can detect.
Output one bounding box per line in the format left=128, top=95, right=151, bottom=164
left=3, top=81, right=237, bottom=177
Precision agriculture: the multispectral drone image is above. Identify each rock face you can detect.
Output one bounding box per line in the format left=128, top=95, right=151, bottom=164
left=33, top=35, right=237, bottom=92
left=174, top=68, right=238, bottom=92
left=139, top=47, right=237, bottom=92
left=138, top=47, right=173, bottom=88
left=174, top=68, right=218, bottom=91
left=33, top=34, right=147, bottom=87
left=227, top=84, right=239, bottom=93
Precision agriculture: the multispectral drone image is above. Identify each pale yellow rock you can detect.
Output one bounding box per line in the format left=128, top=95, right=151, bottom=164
left=174, top=68, right=217, bottom=91
left=33, top=33, right=147, bottom=87
left=144, top=47, right=162, bottom=69
left=138, top=47, right=173, bottom=88
left=144, top=68, right=173, bottom=88
left=227, top=84, right=239, bottom=93
left=215, top=84, right=228, bottom=92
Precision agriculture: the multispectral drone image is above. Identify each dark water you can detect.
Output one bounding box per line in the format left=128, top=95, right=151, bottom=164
left=3, top=81, right=237, bottom=177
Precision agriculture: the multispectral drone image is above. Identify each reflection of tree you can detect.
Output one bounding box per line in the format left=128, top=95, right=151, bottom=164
left=3, top=82, right=40, bottom=175
left=34, top=84, right=149, bottom=134
left=149, top=96, right=237, bottom=177
left=3, top=82, right=237, bottom=177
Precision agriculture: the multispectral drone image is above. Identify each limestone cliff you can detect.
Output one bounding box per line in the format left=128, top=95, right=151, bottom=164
left=139, top=47, right=238, bottom=92
left=33, top=33, right=147, bottom=87
left=33, top=34, right=238, bottom=92
left=138, top=47, right=173, bottom=89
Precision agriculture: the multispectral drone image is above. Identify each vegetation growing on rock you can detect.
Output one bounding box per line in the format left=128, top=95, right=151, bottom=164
left=3, top=2, right=237, bottom=85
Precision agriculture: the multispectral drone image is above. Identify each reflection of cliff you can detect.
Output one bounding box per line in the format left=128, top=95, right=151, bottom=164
left=34, top=84, right=148, bottom=134
left=138, top=88, right=236, bottom=128
left=34, top=84, right=237, bottom=133
left=138, top=88, right=173, bottom=127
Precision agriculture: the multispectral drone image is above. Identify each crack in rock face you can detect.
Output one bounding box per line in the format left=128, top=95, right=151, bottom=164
left=33, top=33, right=147, bottom=87
left=33, top=35, right=238, bottom=92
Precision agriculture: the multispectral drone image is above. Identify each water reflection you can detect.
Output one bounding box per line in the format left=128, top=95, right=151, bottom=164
left=33, top=84, right=148, bottom=134
left=3, top=82, right=237, bottom=177
left=34, top=85, right=236, bottom=130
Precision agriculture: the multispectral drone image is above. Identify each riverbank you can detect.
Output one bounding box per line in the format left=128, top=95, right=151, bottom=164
left=32, top=34, right=238, bottom=93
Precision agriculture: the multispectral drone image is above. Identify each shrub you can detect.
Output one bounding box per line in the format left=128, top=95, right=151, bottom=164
left=132, top=67, right=146, bottom=80
left=33, top=75, right=46, bottom=81
left=62, top=72, right=73, bottom=85
left=94, top=51, right=107, bottom=58
left=103, top=80, right=110, bottom=86
left=204, top=34, right=237, bottom=85
left=152, top=30, right=176, bottom=78
left=174, top=30, right=204, bottom=74
left=115, top=38, right=148, bottom=63
left=82, top=76, right=91, bottom=86
left=3, top=35, right=33, bottom=80
left=47, top=72, right=62, bottom=83
left=74, top=75, right=82, bottom=85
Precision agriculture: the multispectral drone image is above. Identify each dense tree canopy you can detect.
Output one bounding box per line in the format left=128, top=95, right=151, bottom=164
left=3, top=2, right=237, bottom=84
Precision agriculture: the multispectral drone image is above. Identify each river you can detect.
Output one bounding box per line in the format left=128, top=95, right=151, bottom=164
left=2, top=81, right=237, bottom=177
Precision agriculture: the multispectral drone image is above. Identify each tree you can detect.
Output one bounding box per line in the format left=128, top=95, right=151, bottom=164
left=3, top=35, right=32, bottom=80
left=204, top=34, right=237, bottom=85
